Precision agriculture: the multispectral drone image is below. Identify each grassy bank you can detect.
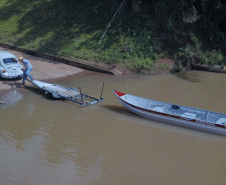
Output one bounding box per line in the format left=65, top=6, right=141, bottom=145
left=0, top=0, right=225, bottom=74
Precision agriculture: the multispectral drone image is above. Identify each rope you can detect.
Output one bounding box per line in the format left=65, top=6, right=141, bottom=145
left=99, top=0, right=125, bottom=44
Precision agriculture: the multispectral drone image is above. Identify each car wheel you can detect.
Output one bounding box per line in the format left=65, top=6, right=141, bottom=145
left=46, top=92, right=56, bottom=100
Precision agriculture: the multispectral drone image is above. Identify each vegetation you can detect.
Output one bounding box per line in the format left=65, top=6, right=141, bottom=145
left=0, top=0, right=225, bottom=74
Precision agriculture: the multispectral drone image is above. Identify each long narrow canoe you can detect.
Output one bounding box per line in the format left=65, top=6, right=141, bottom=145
left=113, top=90, right=226, bottom=135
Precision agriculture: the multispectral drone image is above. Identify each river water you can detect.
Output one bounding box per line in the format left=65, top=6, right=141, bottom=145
left=0, top=71, right=226, bottom=185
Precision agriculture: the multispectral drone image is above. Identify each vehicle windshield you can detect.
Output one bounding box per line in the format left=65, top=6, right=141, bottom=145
left=3, top=58, right=18, bottom=64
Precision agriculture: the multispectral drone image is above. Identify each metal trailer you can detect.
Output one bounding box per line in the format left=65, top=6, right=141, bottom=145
left=29, top=79, right=104, bottom=106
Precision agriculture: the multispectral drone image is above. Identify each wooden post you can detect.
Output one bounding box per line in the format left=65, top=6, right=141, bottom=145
left=100, top=82, right=104, bottom=99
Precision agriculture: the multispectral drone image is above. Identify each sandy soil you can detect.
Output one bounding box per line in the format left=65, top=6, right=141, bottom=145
left=0, top=47, right=84, bottom=92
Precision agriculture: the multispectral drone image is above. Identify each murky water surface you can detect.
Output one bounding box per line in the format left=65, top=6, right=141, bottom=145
left=0, top=71, right=226, bottom=185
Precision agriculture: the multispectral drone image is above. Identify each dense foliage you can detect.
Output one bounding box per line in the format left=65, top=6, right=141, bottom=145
left=0, top=0, right=225, bottom=74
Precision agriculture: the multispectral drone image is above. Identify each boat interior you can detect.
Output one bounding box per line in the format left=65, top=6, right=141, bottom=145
left=126, top=95, right=226, bottom=126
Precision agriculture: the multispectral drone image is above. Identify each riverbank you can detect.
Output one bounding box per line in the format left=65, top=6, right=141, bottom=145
left=0, top=0, right=225, bottom=75
left=0, top=47, right=84, bottom=92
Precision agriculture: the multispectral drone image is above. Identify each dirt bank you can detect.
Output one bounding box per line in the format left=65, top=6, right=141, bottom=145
left=0, top=47, right=84, bottom=92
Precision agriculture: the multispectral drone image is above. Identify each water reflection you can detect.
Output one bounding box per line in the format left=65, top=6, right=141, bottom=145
left=0, top=89, right=22, bottom=106
left=174, top=71, right=202, bottom=83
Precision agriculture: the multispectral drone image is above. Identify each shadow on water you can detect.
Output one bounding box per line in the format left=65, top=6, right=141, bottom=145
left=102, top=104, right=130, bottom=114
left=1, top=78, right=24, bottom=89
left=23, top=85, right=44, bottom=96
left=173, top=71, right=202, bottom=83
left=24, top=84, right=69, bottom=102
left=102, top=104, right=142, bottom=118
left=23, top=85, right=59, bottom=101
left=0, top=78, right=48, bottom=99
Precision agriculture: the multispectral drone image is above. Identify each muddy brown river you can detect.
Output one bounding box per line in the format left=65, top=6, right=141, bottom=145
left=0, top=71, right=226, bottom=185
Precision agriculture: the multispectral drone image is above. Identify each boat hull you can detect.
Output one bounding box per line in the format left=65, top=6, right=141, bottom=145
left=115, top=91, right=226, bottom=135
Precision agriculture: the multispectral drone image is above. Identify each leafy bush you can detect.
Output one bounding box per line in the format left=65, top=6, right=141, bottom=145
left=126, top=57, right=155, bottom=74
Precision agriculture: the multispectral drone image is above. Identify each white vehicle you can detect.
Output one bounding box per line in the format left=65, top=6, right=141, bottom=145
left=0, top=51, right=23, bottom=79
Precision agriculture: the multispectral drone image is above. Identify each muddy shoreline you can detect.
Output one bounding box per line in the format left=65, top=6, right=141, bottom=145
left=0, top=71, right=92, bottom=104
left=0, top=46, right=87, bottom=93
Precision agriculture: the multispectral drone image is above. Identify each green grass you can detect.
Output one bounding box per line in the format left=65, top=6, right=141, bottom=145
left=0, top=0, right=162, bottom=74
left=0, top=0, right=225, bottom=74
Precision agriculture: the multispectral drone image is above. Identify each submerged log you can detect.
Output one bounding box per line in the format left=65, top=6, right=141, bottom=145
left=191, top=64, right=226, bottom=73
